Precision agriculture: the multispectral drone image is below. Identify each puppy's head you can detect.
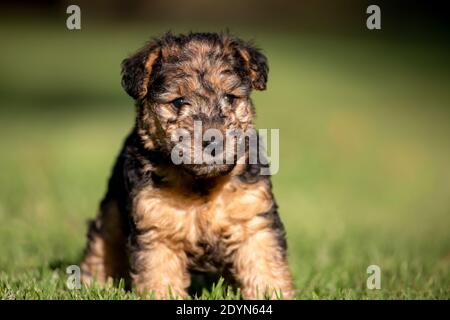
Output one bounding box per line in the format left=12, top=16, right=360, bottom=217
left=121, top=32, right=268, bottom=178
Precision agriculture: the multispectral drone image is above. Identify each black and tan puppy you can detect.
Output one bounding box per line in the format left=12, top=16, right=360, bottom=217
left=80, top=32, right=294, bottom=299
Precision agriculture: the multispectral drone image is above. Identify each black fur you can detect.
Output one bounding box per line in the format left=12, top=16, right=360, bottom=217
left=121, top=32, right=269, bottom=102
left=82, top=33, right=291, bottom=298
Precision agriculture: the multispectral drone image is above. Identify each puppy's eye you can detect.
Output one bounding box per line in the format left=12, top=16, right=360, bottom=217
left=224, top=94, right=238, bottom=105
left=171, top=97, right=189, bottom=108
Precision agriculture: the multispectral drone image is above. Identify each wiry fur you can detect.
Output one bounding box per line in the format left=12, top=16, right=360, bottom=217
left=80, top=32, right=294, bottom=299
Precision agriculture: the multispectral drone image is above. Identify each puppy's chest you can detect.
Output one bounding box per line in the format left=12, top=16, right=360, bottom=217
left=132, top=178, right=272, bottom=267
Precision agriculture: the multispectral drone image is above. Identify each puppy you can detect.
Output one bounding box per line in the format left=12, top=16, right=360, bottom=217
left=80, top=32, right=294, bottom=299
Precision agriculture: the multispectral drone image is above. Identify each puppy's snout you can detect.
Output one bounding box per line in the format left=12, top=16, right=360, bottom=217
left=202, top=138, right=221, bottom=149
left=203, top=136, right=223, bottom=158
left=202, top=140, right=212, bottom=149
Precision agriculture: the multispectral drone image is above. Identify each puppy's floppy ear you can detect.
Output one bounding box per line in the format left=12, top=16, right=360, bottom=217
left=233, top=40, right=269, bottom=91
left=121, top=42, right=161, bottom=100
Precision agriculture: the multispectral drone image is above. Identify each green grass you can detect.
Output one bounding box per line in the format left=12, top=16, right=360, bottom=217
left=0, top=22, right=449, bottom=299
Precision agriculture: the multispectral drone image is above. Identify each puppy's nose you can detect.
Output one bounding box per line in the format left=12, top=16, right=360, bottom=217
left=203, top=140, right=221, bottom=157
left=202, top=140, right=210, bottom=149
left=203, top=140, right=220, bottom=149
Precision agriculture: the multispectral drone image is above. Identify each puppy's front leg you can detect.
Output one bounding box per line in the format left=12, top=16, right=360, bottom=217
left=232, top=227, right=295, bottom=299
left=130, top=237, right=190, bottom=299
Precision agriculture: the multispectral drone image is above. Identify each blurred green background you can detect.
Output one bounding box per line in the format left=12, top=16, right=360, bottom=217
left=0, top=1, right=449, bottom=299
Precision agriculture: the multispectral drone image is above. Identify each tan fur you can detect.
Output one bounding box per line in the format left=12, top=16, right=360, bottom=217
left=80, top=201, right=129, bottom=285
left=233, top=229, right=295, bottom=299
left=129, top=166, right=293, bottom=299
left=81, top=33, right=293, bottom=299
left=139, top=50, right=160, bottom=99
